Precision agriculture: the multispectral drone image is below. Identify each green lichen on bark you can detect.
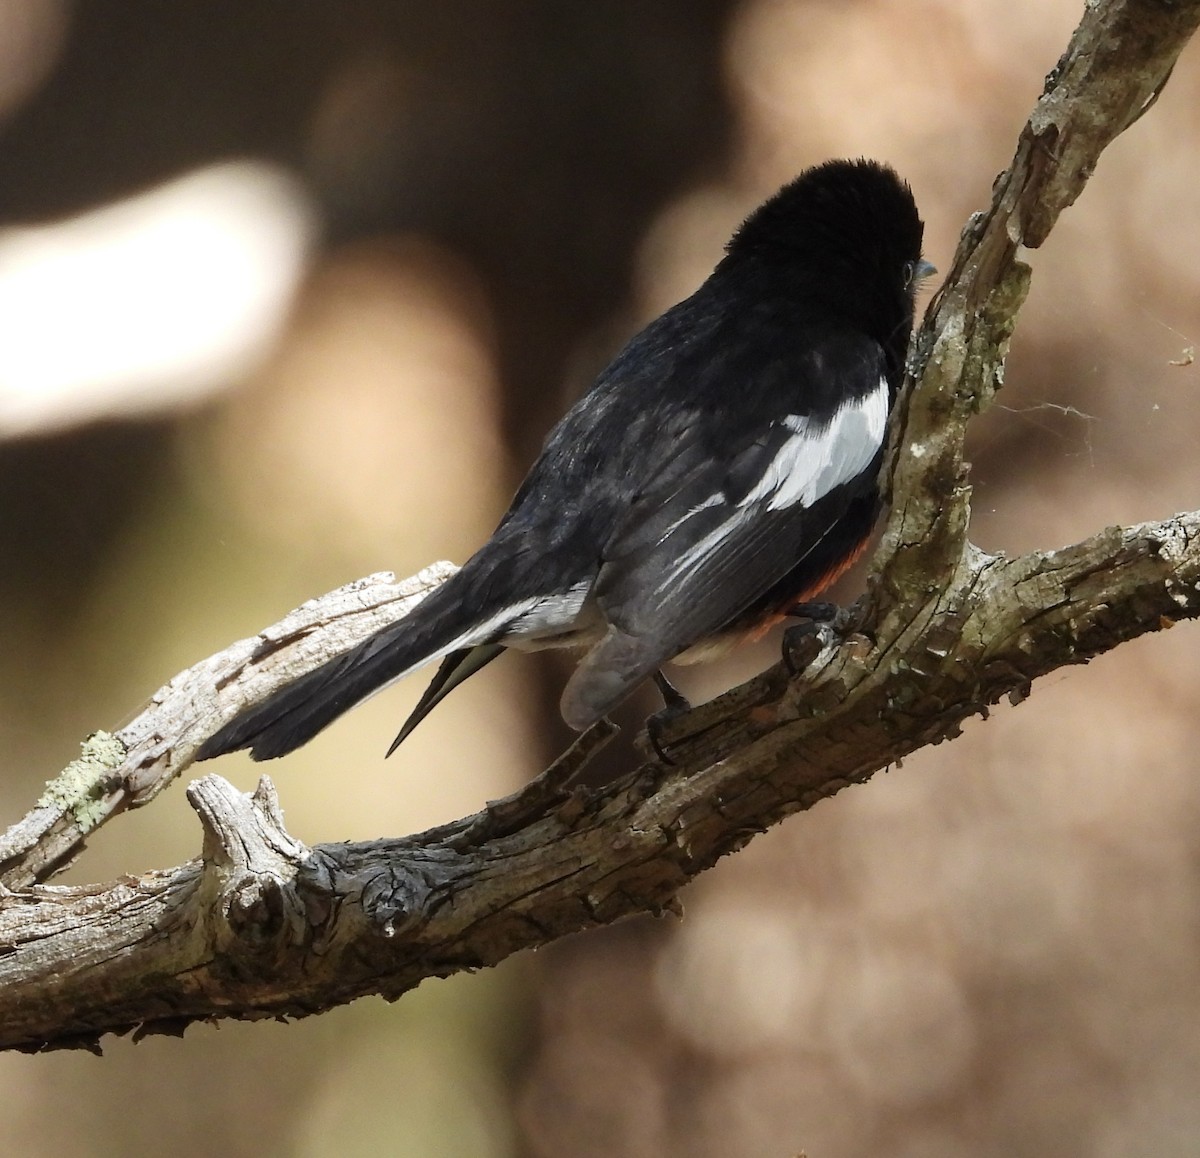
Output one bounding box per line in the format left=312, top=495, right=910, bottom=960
left=37, top=732, right=127, bottom=833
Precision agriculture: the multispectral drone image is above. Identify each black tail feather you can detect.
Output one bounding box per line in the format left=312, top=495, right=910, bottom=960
left=386, top=643, right=503, bottom=756
left=199, top=620, right=442, bottom=762
left=197, top=531, right=572, bottom=761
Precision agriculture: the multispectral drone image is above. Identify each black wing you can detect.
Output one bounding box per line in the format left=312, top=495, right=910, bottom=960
left=559, top=330, right=890, bottom=729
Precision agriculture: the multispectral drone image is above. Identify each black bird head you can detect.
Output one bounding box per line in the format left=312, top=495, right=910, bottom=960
left=724, top=158, right=930, bottom=369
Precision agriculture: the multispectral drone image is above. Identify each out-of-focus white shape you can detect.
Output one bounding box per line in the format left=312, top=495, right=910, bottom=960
left=0, top=161, right=316, bottom=437
left=0, top=0, right=70, bottom=118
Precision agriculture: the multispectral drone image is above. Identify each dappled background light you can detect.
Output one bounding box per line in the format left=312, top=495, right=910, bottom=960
left=1, top=3, right=1199, bottom=1156
left=0, top=161, right=314, bottom=434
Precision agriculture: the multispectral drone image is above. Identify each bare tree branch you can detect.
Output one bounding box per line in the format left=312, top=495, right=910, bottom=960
left=0, top=563, right=458, bottom=891
left=1, top=0, right=1198, bottom=1053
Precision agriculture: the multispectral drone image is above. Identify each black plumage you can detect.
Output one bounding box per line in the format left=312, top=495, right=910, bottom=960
left=199, top=158, right=929, bottom=762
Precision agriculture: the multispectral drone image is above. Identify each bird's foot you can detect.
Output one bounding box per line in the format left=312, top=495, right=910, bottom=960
left=782, top=602, right=851, bottom=675
left=788, top=601, right=853, bottom=632
left=652, top=669, right=692, bottom=714
left=646, top=670, right=693, bottom=762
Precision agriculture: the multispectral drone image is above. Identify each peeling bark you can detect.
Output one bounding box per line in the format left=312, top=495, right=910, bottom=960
left=2, top=0, right=1198, bottom=1054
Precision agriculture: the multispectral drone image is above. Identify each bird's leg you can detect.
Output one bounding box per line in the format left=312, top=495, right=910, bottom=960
left=781, top=601, right=852, bottom=675
left=646, top=669, right=693, bottom=762
left=652, top=669, right=692, bottom=714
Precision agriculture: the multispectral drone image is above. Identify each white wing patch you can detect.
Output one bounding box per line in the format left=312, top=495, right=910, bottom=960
left=658, top=376, right=889, bottom=587
left=740, top=375, right=889, bottom=512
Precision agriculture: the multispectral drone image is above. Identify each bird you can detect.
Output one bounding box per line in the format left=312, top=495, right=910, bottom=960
left=198, top=158, right=931, bottom=763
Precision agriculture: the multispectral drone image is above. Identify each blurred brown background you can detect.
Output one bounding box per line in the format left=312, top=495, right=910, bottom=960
left=1, top=2, right=1199, bottom=1155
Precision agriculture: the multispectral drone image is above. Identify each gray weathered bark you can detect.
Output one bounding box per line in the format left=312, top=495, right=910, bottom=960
left=1, top=0, right=1198, bottom=1054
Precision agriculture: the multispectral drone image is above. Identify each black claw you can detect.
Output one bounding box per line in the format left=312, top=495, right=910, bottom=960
left=781, top=622, right=825, bottom=675
left=646, top=671, right=692, bottom=763
left=652, top=669, right=692, bottom=714
left=645, top=711, right=677, bottom=764
left=781, top=600, right=859, bottom=674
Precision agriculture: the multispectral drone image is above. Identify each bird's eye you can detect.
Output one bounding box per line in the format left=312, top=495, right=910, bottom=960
left=902, top=260, right=917, bottom=287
